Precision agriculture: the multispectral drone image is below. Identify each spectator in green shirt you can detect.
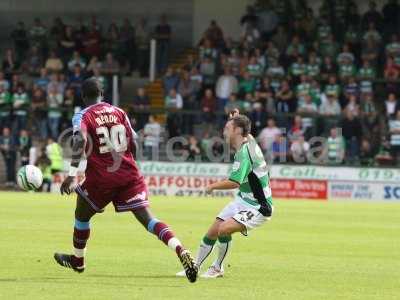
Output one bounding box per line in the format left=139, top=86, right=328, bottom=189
left=289, top=56, right=307, bottom=82
left=246, top=56, right=263, bottom=79
left=337, top=44, right=355, bottom=67
left=339, top=57, right=357, bottom=81
left=239, top=72, right=256, bottom=95
left=320, top=34, right=339, bottom=59
left=306, top=52, right=320, bottom=78
left=286, top=35, right=306, bottom=59
left=324, top=75, right=341, bottom=98
left=12, top=84, right=30, bottom=132
left=0, top=85, right=11, bottom=130
left=324, top=127, right=345, bottom=165
left=385, top=34, right=400, bottom=65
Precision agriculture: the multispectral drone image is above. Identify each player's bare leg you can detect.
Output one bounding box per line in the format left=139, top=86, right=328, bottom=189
left=133, top=207, right=198, bottom=283
left=54, top=195, right=97, bottom=273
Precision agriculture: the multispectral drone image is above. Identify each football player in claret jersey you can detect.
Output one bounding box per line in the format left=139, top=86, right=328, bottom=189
left=54, top=78, right=198, bottom=283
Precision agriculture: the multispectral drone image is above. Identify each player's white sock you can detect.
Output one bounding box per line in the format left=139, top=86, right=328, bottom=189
left=195, top=236, right=216, bottom=267
left=73, top=247, right=86, bottom=258
left=212, top=236, right=232, bottom=270
left=167, top=237, right=182, bottom=252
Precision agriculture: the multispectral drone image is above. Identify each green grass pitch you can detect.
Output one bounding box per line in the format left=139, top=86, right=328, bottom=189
left=0, top=191, right=399, bottom=300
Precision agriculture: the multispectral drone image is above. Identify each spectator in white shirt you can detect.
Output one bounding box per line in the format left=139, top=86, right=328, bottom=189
left=290, top=135, right=310, bottom=163
left=215, top=67, right=238, bottom=112
left=68, top=51, right=86, bottom=71
left=143, top=115, right=161, bottom=159
left=165, top=88, right=183, bottom=109
left=257, top=118, right=281, bottom=153
left=385, top=92, right=399, bottom=118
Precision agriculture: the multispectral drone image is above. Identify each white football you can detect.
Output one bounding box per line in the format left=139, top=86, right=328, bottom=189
left=17, top=165, right=43, bottom=191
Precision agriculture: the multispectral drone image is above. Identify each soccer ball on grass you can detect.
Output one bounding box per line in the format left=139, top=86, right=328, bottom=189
left=16, top=165, right=43, bottom=191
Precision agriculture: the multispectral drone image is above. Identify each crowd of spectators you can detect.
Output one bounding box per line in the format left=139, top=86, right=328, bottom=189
left=0, top=14, right=172, bottom=186
left=148, top=0, right=400, bottom=165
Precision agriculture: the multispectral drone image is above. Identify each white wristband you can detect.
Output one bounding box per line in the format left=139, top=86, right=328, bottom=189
left=68, top=166, right=79, bottom=177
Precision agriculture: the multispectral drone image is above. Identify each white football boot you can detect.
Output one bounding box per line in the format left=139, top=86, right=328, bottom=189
left=200, top=265, right=224, bottom=278
left=175, top=269, right=186, bottom=277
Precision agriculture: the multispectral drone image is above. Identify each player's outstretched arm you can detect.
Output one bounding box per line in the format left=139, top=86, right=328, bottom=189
left=206, top=179, right=239, bottom=194
left=60, top=131, right=86, bottom=195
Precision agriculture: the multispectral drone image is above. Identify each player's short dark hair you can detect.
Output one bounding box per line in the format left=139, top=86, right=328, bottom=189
left=82, top=78, right=102, bottom=100
left=230, top=114, right=251, bottom=137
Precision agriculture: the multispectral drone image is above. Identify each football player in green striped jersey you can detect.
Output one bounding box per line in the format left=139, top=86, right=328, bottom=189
left=177, top=110, right=274, bottom=278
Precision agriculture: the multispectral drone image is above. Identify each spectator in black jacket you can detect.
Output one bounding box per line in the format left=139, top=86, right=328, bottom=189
left=0, top=127, right=16, bottom=186
left=132, top=87, right=150, bottom=130
left=17, top=129, right=32, bottom=166
left=341, top=111, right=363, bottom=163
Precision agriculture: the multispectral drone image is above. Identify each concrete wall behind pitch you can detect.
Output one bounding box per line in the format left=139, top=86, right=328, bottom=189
left=0, top=0, right=193, bottom=49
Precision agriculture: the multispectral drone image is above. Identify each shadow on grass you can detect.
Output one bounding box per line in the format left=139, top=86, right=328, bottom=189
left=0, top=275, right=186, bottom=288
left=89, top=274, right=177, bottom=280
